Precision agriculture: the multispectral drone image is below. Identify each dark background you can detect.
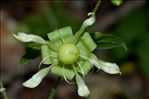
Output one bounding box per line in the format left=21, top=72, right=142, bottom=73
left=1, top=0, right=149, bottom=99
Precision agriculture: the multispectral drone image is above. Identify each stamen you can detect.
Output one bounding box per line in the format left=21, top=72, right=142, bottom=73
left=38, top=55, right=57, bottom=69
left=72, top=64, right=77, bottom=73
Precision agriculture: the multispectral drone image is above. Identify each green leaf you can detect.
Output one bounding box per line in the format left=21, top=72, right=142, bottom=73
left=18, top=48, right=40, bottom=67
left=47, top=26, right=75, bottom=51
left=23, top=66, right=51, bottom=88
left=76, top=73, right=90, bottom=97
left=90, top=54, right=121, bottom=74
left=18, top=57, right=31, bottom=67
left=26, top=42, right=41, bottom=50
left=94, top=32, right=127, bottom=50
left=13, top=32, right=47, bottom=44
left=51, top=66, right=75, bottom=80
left=111, top=0, right=123, bottom=6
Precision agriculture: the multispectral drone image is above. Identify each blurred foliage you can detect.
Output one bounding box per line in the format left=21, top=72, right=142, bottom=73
left=110, top=5, right=149, bottom=75
left=15, top=2, right=81, bottom=38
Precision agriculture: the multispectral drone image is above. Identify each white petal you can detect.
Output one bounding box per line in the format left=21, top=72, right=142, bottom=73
left=99, top=60, right=121, bottom=74
left=76, top=74, right=90, bottom=97
left=82, top=12, right=95, bottom=29
left=23, top=66, right=51, bottom=88
left=13, top=32, right=47, bottom=44
left=90, top=54, right=121, bottom=74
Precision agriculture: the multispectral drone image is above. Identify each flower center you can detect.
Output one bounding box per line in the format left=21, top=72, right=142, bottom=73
left=58, top=43, right=80, bottom=64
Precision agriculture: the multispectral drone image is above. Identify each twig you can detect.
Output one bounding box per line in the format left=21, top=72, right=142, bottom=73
left=0, top=82, right=8, bottom=99
left=48, top=77, right=61, bottom=99
left=93, top=0, right=101, bottom=14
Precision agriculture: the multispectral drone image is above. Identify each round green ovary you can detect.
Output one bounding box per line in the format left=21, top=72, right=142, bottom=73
left=58, top=43, right=80, bottom=64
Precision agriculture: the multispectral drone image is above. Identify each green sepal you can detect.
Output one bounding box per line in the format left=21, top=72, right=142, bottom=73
left=77, top=32, right=97, bottom=57
left=47, top=26, right=75, bottom=51
left=51, top=66, right=75, bottom=80
left=41, top=45, right=57, bottom=64
left=81, top=32, right=97, bottom=52
left=77, top=60, right=92, bottom=75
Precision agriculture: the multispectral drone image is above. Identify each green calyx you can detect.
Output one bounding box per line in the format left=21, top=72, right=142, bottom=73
left=58, top=43, right=80, bottom=64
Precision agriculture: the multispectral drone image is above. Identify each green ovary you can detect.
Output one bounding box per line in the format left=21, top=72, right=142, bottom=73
left=58, top=43, right=80, bottom=64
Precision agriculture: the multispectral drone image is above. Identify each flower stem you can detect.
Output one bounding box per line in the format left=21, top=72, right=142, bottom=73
left=93, top=0, right=101, bottom=14
left=0, top=82, right=8, bottom=99
left=74, top=0, right=101, bottom=43
left=48, top=77, right=61, bottom=99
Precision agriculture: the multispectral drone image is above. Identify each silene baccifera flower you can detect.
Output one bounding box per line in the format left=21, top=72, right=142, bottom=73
left=13, top=12, right=121, bottom=97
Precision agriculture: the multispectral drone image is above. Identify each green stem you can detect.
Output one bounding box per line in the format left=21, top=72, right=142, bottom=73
left=48, top=77, right=61, bottom=99
left=93, top=0, right=101, bottom=14
left=0, top=82, right=8, bottom=99
left=74, top=0, right=101, bottom=44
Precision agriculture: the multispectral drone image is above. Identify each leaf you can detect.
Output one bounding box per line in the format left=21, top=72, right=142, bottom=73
left=23, top=66, right=51, bottom=88
left=13, top=32, right=47, bottom=44
left=111, top=0, right=123, bottom=6
left=94, top=32, right=127, bottom=50
left=90, top=54, right=121, bottom=74
left=18, top=47, right=40, bottom=67
left=26, top=42, right=41, bottom=50
left=18, top=57, right=31, bottom=67
left=76, top=73, right=90, bottom=97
